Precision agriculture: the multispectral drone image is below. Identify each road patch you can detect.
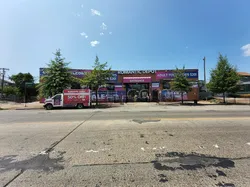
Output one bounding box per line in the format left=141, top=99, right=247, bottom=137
left=153, top=152, right=235, bottom=171
left=0, top=151, right=65, bottom=173
left=133, top=119, right=161, bottom=124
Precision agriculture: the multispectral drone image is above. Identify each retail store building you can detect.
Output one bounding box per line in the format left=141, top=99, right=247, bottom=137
left=40, top=68, right=199, bottom=102
left=238, top=72, right=250, bottom=94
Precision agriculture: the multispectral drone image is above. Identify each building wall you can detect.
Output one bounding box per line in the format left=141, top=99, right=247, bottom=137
left=238, top=74, right=250, bottom=94
left=39, top=68, right=199, bottom=101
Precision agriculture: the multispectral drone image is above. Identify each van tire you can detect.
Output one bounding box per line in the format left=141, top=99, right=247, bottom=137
left=77, top=103, right=84, bottom=109
left=45, top=104, right=53, bottom=110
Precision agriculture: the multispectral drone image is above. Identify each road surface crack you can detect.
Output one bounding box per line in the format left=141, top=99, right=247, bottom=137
left=1, top=112, right=96, bottom=187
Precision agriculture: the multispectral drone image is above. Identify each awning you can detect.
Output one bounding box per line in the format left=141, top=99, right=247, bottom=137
left=123, top=77, right=151, bottom=83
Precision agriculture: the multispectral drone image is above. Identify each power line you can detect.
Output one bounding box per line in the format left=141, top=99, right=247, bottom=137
left=0, top=68, right=10, bottom=98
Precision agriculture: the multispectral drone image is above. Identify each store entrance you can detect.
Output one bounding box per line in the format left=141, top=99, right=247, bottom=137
left=126, top=83, right=149, bottom=102
left=152, top=90, right=159, bottom=102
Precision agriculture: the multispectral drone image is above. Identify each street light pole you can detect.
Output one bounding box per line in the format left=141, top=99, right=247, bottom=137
left=203, top=57, right=207, bottom=92
left=24, top=82, right=27, bottom=107
left=0, top=68, right=10, bottom=99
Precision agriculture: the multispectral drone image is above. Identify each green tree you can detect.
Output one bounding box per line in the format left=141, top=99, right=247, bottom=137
left=2, top=86, right=19, bottom=97
left=82, top=56, right=112, bottom=105
left=37, top=49, right=73, bottom=97
left=170, top=67, right=192, bottom=104
left=9, top=73, right=34, bottom=96
left=207, top=54, right=240, bottom=103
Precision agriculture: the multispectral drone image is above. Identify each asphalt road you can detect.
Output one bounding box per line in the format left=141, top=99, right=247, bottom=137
left=0, top=109, right=250, bottom=187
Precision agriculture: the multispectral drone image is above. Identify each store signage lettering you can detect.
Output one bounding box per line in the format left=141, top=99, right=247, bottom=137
left=40, top=68, right=118, bottom=82
left=156, top=70, right=198, bottom=80
left=106, top=72, right=118, bottom=81
left=40, top=68, right=91, bottom=77
left=157, top=72, right=197, bottom=78
left=152, top=82, right=160, bottom=88
left=123, top=77, right=151, bottom=83
left=118, top=70, right=156, bottom=74
left=71, top=71, right=89, bottom=76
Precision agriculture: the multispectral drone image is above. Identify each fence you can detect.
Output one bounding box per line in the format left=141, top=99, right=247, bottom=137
left=214, top=96, right=250, bottom=105
left=0, top=94, right=37, bottom=103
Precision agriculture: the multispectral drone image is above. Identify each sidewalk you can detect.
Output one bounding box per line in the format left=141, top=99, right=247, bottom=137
left=102, top=101, right=250, bottom=112
left=0, top=101, right=43, bottom=110
left=1, top=101, right=250, bottom=111
left=215, top=97, right=250, bottom=104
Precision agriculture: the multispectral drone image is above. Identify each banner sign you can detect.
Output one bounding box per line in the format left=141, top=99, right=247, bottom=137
left=156, top=69, right=198, bottom=80
left=152, top=82, right=160, bottom=88
left=118, top=70, right=156, bottom=74
left=63, top=89, right=90, bottom=94
left=63, top=89, right=90, bottom=105
left=161, top=90, right=188, bottom=101
left=40, top=68, right=91, bottom=78
left=40, top=68, right=118, bottom=82
left=91, top=91, right=125, bottom=102
left=106, top=72, right=118, bottom=82
left=123, top=77, right=152, bottom=83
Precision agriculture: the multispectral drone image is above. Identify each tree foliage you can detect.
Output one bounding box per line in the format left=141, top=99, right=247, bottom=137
left=170, top=67, right=192, bottom=104
left=2, top=86, right=19, bottom=97
left=81, top=56, right=112, bottom=105
left=37, top=49, right=73, bottom=97
left=9, top=73, right=34, bottom=96
left=207, top=54, right=240, bottom=103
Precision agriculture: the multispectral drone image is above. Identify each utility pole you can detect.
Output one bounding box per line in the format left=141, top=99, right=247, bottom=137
left=203, top=57, right=207, bottom=91
left=0, top=68, right=10, bottom=99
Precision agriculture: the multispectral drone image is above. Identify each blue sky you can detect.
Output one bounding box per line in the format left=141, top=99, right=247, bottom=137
left=1, top=0, right=250, bottom=82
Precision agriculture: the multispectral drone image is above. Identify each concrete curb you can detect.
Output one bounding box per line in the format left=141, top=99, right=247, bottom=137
left=15, top=108, right=43, bottom=110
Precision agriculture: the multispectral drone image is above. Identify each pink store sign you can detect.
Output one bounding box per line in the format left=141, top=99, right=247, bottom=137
left=156, top=70, right=198, bottom=80
left=115, top=84, right=124, bottom=91
left=123, top=77, right=152, bottom=83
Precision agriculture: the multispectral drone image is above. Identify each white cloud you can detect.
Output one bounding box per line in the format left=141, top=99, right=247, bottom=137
left=109, top=32, right=112, bottom=35
left=100, top=22, right=107, bottom=30
left=80, top=32, right=88, bottom=38
left=100, top=32, right=104, bottom=36
left=91, top=9, right=101, bottom=16
left=90, top=40, right=100, bottom=47
left=80, top=32, right=86, bottom=36
left=241, top=44, right=250, bottom=57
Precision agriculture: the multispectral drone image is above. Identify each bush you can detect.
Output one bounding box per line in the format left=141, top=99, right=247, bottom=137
left=3, top=86, right=19, bottom=97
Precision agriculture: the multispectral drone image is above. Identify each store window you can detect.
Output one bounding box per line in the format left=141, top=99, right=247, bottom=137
left=128, top=83, right=149, bottom=90
left=162, top=81, right=171, bottom=89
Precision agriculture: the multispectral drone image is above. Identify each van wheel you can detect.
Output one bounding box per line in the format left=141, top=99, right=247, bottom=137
left=46, top=104, right=53, bottom=110
left=77, top=103, right=84, bottom=109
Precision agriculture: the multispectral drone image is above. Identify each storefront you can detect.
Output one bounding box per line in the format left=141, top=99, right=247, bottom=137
left=39, top=68, right=199, bottom=102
